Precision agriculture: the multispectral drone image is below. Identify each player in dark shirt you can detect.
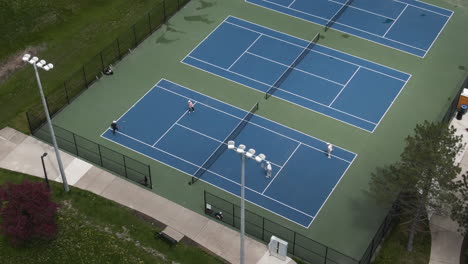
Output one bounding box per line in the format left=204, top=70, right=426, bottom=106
left=111, top=120, right=119, bottom=135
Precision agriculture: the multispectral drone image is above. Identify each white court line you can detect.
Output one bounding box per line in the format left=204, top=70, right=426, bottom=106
left=329, top=66, right=360, bottom=106
left=259, top=0, right=328, bottom=22
left=242, top=3, right=427, bottom=56
left=101, top=79, right=359, bottom=227
left=99, top=79, right=358, bottom=227
left=422, top=11, right=453, bottom=58
left=225, top=20, right=409, bottom=82
left=227, top=34, right=262, bottom=70
left=100, top=130, right=315, bottom=227
left=160, top=78, right=357, bottom=160
left=262, top=143, right=301, bottom=194
left=181, top=58, right=376, bottom=133
left=209, top=171, right=315, bottom=219
left=327, top=0, right=396, bottom=20
left=393, top=0, right=451, bottom=17
left=118, top=130, right=201, bottom=168
left=176, top=123, right=282, bottom=167
left=158, top=83, right=356, bottom=164
left=225, top=16, right=411, bottom=76
left=246, top=51, right=345, bottom=86
left=287, top=0, right=296, bottom=8
left=152, top=107, right=192, bottom=147
left=106, top=129, right=316, bottom=219
left=309, top=153, right=358, bottom=228
left=176, top=123, right=223, bottom=144
left=260, top=0, right=426, bottom=52
left=188, top=55, right=378, bottom=126
left=383, top=5, right=408, bottom=38
left=372, top=74, right=412, bottom=130
left=181, top=17, right=229, bottom=65
left=160, top=86, right=344, bottom=164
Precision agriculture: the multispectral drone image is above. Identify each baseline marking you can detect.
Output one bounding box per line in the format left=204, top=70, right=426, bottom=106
left=383, top=5, right=408, bottom=38
left=152, top=107, right=192, bottom=147
left=246, top=51, right=345, bottom=86
left=329, top=66, right=360, bottom=106
left=227, top=34, right=262, bottom=70
left=225, top=20, right=409, bottom=82
left=262, top=143, right=301, bottom=194
left=189, top=55, right=378, bottom=126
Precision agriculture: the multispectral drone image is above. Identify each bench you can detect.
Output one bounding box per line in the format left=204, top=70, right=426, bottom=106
left=155, top=226, right=184, bottom=245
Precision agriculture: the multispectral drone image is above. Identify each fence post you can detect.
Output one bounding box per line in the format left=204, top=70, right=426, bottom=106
left=368, top=238, right=375, bottom=264
left=117, top=38, right=122, bottom=60
left=100, top=51, right=105, bottom=72
left=203, top=191, right=206, bottom=212
left=262, top=218, right=265, bottom=241
left=148, top=165, right=152, bottom=188
left=97, top=145, right=103, bottom=166
left=148, top=13, right=152, bottom=32
left=324, top=247, right=328, bottom=264
left=63, top=82, right=70, bottom=104
left=163, top=0, right=167, bottom=22
left=293, top=232, right=296, bottom=255
left=123, top=156, right=128, bottom=178
left=132, top=25, right=137, bottom=47
left=232, top=203, right=235, bottom=227
left=25, top=112, right=34, bottom=134
left=72, top=133, right=79, bottom=156
left=82, top=67, right=88, bottom=88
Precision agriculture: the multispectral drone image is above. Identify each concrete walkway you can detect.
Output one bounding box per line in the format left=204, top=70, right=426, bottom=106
left=0, top=127, right=295, bottom=264
left=427, top=116, right=466, bottom=264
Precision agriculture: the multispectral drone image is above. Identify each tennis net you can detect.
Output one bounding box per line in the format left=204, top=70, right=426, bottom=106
left=190, top=102, right=259, bottom=184
left=265, top=33, right=320, bottom=99
left=324, top=0, right=354, bottom=31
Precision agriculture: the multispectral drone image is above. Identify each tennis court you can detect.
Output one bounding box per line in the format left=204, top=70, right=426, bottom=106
left=182, top=16, right=411, bottom=132
left=101, top=79, right=356, bottom=227
left=246, top=0, right=453, bottom=57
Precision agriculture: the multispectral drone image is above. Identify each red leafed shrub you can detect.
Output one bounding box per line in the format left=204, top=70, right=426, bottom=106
left=0, top=181, right=59, bottom=245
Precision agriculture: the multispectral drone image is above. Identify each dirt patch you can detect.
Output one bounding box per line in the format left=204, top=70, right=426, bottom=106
left=0, top=45, right=47, bottom=85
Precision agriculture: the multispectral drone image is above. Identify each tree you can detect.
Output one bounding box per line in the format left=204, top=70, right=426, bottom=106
left=451, top=173, right=468, bottom=235
left=369, top=121, right=463, bottom=252
left=0, top=181, right=59, bottom=245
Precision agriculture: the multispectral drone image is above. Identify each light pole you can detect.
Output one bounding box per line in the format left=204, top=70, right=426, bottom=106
left=23, top=54, right=69, bottom=192
left=227, top=140, right=266, bottom=264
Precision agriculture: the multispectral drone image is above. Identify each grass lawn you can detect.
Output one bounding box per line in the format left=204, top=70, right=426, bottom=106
left=0, top=0, right=176, bottom=133
left=373, top=219, right=431, bottom=264
left=0, top=168, right=223, bottom=264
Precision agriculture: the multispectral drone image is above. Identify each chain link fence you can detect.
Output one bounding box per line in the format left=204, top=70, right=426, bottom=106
left=34, top=124, right=152, bottom=188
left=441, top=75, right=468, bottom=123
left=25, top=0, right=191, bottom=189
left=204, top=191, right=400, bottom=264
left=26, top=0, right=191, bottom=134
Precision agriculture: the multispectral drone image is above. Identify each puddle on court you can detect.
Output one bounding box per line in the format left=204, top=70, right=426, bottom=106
left=197, top=0, right=216, bottom=10
left=183, top=15, right=214, bottom=24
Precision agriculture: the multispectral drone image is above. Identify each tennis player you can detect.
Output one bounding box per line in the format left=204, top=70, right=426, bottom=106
left=110, top=120, right=119, bottom=135
left=327, top=143, right=333, bottom=159
left=188, top=100, right=195, bottom=113
left=265, top=161, right=272, bottom=178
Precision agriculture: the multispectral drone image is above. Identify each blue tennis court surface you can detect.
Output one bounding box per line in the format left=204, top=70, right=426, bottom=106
left=182, top=16, right=411, bottom=132
left=246, top=0, right=453, bottom=57
left=101, top=79, right=356, bottom=227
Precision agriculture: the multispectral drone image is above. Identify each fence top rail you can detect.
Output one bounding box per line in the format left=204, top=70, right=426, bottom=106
left=204, top=190, right=360, bottom=262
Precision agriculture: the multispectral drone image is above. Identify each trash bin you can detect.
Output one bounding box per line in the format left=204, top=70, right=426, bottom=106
left=456, top=104, right=467, bottom=120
